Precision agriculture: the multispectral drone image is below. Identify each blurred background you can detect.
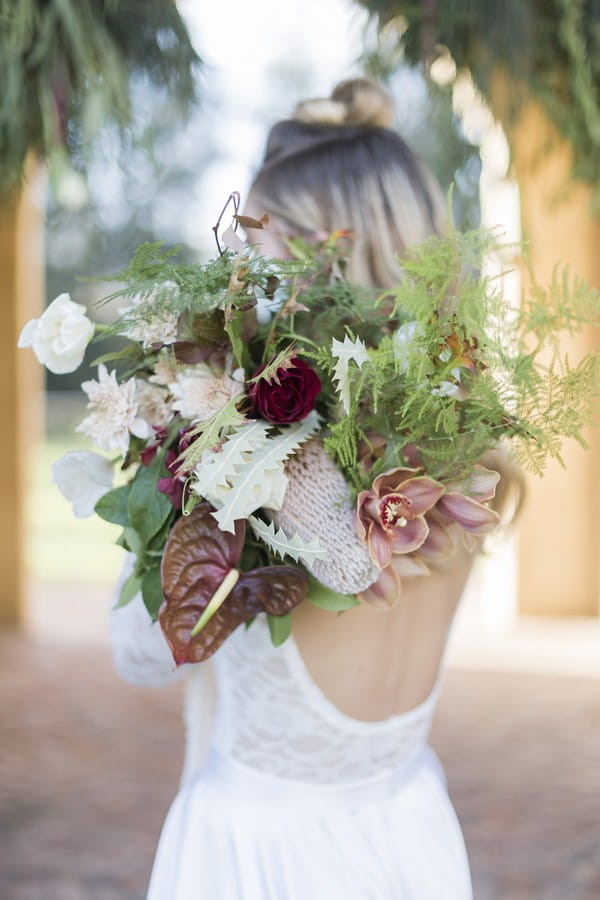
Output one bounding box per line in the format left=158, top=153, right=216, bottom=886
left=1, top=1, right=599, bottom=898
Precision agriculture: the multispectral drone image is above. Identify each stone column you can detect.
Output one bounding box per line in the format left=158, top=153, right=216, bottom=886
left=0, top=167, right=46, bottom=626
left=509, top=103, right=600, bottom=616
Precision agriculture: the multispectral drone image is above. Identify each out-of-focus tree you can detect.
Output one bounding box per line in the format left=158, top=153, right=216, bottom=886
left=356, top=0, right=600, bottom=204
left=0, top=0, right=200, bottom=190
left=0, top=0, right=200, bottom=626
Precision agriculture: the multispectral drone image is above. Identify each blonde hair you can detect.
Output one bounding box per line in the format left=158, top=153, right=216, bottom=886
left=248, top=78, right=447, bottom=288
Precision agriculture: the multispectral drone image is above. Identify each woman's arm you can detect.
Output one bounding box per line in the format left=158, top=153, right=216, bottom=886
left=110, top=557, right=216, bottom=784
left=110, top=556, right=184, bottom=687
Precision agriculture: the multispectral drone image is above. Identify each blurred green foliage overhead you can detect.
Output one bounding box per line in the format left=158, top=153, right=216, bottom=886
left=0, top=0, right=200, bottom=191
left=357, top=0, right=600, bottom=200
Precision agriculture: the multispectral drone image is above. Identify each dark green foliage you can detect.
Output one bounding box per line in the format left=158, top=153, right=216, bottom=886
left=357, top=0, right=600, bottom=205
left=0, top=0, right=200, bottom=190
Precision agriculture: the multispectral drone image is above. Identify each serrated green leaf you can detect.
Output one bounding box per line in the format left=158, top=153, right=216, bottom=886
left=307, top=579, right=359, bottom=611
left=95, top=485, right=131, bottom=526
left=331, top=333, right=369, bottom=413
left=267, top=612, right=292, bottom=646
left=176, top=398, right=249, bottom=474
left=212, top=411, right=320, bottom=532
left=249, top=344, right=298, bottom=384
left=128, top=465, right=173, bottom=543
left=193, top=420, right=271, bottom=498
left=248, top=515, right=327, bottom=569
left=141, top=566, right=164, bottom=620
left=116, top=572, right=141, bottom=608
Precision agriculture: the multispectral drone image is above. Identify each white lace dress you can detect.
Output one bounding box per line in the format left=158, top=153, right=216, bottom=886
left=111, top=594, right=472, bottom=899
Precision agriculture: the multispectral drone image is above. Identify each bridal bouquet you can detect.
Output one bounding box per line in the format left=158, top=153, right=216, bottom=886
left=19, top=211, right=600, bottom=663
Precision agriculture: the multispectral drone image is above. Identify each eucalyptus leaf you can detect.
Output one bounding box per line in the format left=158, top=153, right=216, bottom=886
left=123, top=527, right=144, bottom=558
left=116, top=571, right=141, bottom=608
left=128, top=464, right=173, bottom=543
left=141, top=566, right=165, bottom=621
left=308, top=580, right=360, bottom=611
left=267, top=612, right=292, bottom=646
left=115, top=529, right=130, bottom=551
left=95, top=484, right=131, bottom=526
left=147, top=509, right=177, bottom=552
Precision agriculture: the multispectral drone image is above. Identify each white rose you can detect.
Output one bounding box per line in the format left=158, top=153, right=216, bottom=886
left=18, top=293, right=94, bottom=374
left=51, top=451, right=113, bottom=518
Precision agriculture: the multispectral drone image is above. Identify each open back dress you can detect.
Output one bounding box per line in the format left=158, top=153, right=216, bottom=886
left=111, top=592, right=472, bottom=899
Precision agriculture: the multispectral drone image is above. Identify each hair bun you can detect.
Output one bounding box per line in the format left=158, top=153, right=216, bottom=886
left=294, top=78, right=394, bottom=129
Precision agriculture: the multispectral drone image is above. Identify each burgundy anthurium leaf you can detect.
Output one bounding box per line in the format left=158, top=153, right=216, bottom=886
left=160, top=503, right=244, bottom=665
left=172, top=567, right=308, bottom=664
left=159, top=503, right=308, bottom=665
left=232, top=568, right=309, bottom=618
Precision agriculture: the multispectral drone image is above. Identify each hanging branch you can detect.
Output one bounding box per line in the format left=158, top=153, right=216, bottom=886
left=357, top=0, right=600, bottom=207
left=0, top=0, right=201, bottom=192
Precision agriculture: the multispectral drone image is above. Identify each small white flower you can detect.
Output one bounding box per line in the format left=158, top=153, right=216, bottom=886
left=393, top=321, right=425, bottom=373
left=76, top=365, right=151, bottom=454
left=51, top=451, right=113, bottom=518
left=18, top=293, right=94, bottom=374
left=119, top=281, right=180, bottom=348
left=432, top=368, right=469, bottom=400
left=255, top=282, right=289, bottom=324
left=135, top=380, right=173, bottom=430
left=170, top=365, right=245, bottom=422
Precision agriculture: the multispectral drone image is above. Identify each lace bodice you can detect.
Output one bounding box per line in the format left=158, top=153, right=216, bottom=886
left=111, top=590, right=440, bottom=786
left=209, top=615, right=440, bottom=784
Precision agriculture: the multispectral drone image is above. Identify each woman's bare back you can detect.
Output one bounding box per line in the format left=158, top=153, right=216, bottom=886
left=291, top=546, right=474, bottom=721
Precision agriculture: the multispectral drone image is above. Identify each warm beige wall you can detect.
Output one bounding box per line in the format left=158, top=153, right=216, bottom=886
left=508, top=103, right=600, bottom=616
left=0, top=169, right=45, bottom=626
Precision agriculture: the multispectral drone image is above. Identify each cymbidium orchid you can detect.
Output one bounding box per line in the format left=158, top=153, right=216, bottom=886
left=434, top=465, right=501, bottom=549
left=356, top=467, right=445, bottom=571
left=358, top=553, right=430, bottom=608
left=355, top=463, right=500, bottom=607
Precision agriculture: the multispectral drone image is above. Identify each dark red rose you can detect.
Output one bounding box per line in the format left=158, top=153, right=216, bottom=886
left=249, top=356, right=321, bottom=423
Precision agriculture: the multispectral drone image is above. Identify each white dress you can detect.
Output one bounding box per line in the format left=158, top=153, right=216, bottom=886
left=111, top=594, right=472, bottom=900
